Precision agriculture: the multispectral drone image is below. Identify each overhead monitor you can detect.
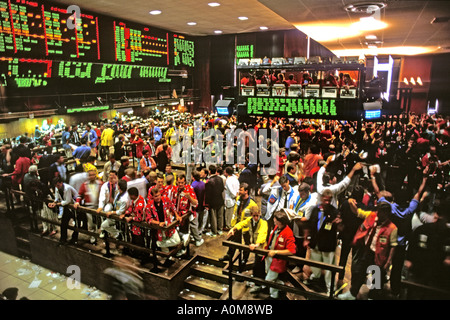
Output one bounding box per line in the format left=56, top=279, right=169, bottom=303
left=256, top=84, right=270, bottom=96
left=322, top=87, right=338, bottom=98
left=271, top=57, right=285, bottom=66
left=238, top=59, right=250, bottom=66
left=215, top=99, right=232, bottom=116
left=272, top=84, right=286, bottom=97
left=249, top=58, right=262, bottom=66
left=340, top=88, right=357, bottom=99
left=365, top=109, right=381, bottom=120
left=288, top=84, right=302, bottom=97
left=294, top=57, right=306, bottom=65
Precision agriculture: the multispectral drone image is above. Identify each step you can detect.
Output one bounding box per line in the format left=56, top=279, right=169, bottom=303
left=16, top=236, right=30, bottom=246
left=184, top=275, right=228, bottom=299
left=191, top=262, right=228, bottom=284
left=196, top=255, right=227, bottom=268
left=178, top=289, right=219, bottom=301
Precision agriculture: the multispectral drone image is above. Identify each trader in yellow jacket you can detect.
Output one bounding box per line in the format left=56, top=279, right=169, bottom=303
left=220, top=182, right=258, bottom=262
left=100, top=124, right=115, bottom=161
left=229, top=205, right=268, bottom=278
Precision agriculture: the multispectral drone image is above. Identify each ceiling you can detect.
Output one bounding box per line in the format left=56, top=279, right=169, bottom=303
left=52, top=0, right=450, bottom=56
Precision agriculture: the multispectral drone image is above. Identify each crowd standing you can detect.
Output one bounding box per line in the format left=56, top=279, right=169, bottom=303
left=0, top=110, right=449, bottom=299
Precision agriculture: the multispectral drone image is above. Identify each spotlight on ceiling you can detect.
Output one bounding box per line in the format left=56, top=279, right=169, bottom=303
left=344, top=2, right=387, bottom=14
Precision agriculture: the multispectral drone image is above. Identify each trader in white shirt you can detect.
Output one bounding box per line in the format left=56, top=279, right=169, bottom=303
left=224, top=166, right=240, bottom=230
left=316, top=156, right=363, bottom=208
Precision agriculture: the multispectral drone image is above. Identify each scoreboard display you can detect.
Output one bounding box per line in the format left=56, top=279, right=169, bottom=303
left=243, top=96, right=361, bottom=120
left=0, top=0, right=195, bottom=99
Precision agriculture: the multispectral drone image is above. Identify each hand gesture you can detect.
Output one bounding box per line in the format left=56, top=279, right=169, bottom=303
left=353, top=162, right=364, bottom=171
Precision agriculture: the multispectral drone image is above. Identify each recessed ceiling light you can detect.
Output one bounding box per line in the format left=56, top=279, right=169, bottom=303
left=368, top=45, right=378, bottom=49
left=208, top=2, right=221, bottom=7
left=214, top=30, right=223, bottom=34
left=187, top=22, right=197, bottom=26
left=366, top=35, right=377, bottom=40
left=260, top=26, right=268, bottom=30
left=238, top=16, right=248, bottom=20
left=149, top=10, right=162, bottom=15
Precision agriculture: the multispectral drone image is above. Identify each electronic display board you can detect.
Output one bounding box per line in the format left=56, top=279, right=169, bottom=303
left=0, top=0, right=196, bottom=112
left=236, top=44, right=254, bottom=60
left=0, top=0, right=100, bottom=61
left=0, top=0, right=195, bottom=66
left=173, top=34, right=194, bottom=67
left=244, top=96, right=361, bottom=120
left=114, top=20, right=169, bottom=65
left=0, top=56, right=169, bottom=88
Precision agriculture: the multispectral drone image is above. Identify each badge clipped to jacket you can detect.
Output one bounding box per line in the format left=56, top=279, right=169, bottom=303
left=268, top=194, right=278, bottom=205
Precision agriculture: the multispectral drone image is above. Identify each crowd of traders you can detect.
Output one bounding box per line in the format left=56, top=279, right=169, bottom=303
left=0, top=110, right=449, bottom=300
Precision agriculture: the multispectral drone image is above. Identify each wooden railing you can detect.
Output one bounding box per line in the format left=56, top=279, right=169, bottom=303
left=9, top=189, right=191, bottom=262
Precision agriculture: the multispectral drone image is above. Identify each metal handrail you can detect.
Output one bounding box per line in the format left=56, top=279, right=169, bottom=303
left=222, top=239, right=344, bottom=300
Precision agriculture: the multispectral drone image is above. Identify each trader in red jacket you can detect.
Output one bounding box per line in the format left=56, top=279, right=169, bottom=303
left=338, top=199, right=397, bottom=300
left=251, top=210, right=296, bottom=299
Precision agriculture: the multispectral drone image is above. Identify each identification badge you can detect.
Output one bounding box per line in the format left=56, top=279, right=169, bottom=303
left=298, top=211, right=304, bottom=218
left=268, top=195, right=278, bottom=205
left=279, top=237, right=284, bottom=243
left=324, top=223, right=332, bottom=231
left=379, top=236, right=387, bottom=244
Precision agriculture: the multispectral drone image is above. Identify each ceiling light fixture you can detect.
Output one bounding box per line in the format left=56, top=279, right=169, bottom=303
left=260, top=26, right=269, bottom=30
left=214, top=30, right=223, bottom=34
left=344, top=2, right=387, bottom=14
left=238, top=16, right=248, bottom=20
left=208, top=2, right=221, bottom=7
left=366, top=35, right=377, bottom=40
left=149, top=10, right=162, bottom=15
left=353, top=17, right=387, bottom=31
left=187, top=22, right=197, bottom=26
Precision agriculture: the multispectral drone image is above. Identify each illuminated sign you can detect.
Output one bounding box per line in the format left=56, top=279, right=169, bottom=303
left=114, top=21, right=168, bottom=64
left=373, top=55, right=393, bottom=102
left=173, top=35, right=194, bottom=67
left=247, top=97, right=338, bottom=117
left=236, top=44, right=254, bottom=60
left=67, top=105, right=109, bottom=113
left=0, top=57, right=168, bottom=87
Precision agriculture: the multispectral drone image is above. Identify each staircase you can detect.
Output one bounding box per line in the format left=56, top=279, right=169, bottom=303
left=178, top=255, right=229, bottom=300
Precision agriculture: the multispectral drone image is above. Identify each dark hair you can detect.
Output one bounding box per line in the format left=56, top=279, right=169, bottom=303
left=279, top=175, right=289, bottom=185
left=87, top=155, right=96, bottom=163
left=225, top=166, right=234, bottom=176
left=52, top=176, right=63, bottom=185
left=209, top=165, right=217, bottom=174
left=274, top=210, right=290, bottom=226
left=118, top=179, right=127, bottom=192
left=192, top=170, right=201, bottom=181
left=177, top=173, right=186, bottom=181
left=156, top=172, right=164, bottom=180
left=128, top=187, right=139, bottom=197
left=351, top=185, right=364, bottom=203
left=109, top=170, right=117, bottom=176
left=287, top=164, right=295, bottom=172
left=239, top=182, right=250, bottom=193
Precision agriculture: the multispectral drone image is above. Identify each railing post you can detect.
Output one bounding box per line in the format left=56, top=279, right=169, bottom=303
left=104, top=233, right=112, bottom=258
left=228, top=253, right=233, bottom=300
left=329, top=271, right=336, bottom=299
